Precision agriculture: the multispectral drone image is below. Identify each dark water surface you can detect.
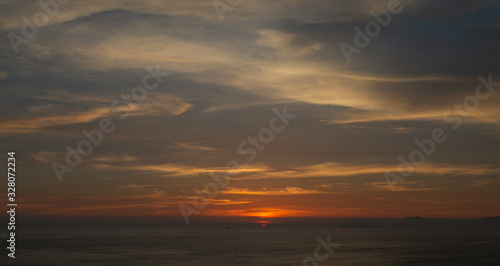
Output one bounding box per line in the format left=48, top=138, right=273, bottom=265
left=1, top=227, right=499, bottom=265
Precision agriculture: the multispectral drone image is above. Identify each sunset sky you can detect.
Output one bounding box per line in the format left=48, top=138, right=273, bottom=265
left=1, top=0, right=500, bottom=222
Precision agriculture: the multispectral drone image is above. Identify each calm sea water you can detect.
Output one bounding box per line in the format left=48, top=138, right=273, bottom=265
left=1, top=227, right=499, bottom=265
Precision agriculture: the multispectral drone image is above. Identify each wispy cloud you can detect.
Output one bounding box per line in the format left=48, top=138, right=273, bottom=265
left=221, top=186, right=329, bottom=195
left=90, top=162, right=271, bottom=177
left=1, top=93, right=191, bottom=133
left=364, top=181, right=440, bottom=191
left=469, top=178, right=500, bottom=188
left=238, top=162, right=500, bottom=180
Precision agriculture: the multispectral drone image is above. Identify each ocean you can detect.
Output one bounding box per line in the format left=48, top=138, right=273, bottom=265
left=1, top=226, right=500, bottom=265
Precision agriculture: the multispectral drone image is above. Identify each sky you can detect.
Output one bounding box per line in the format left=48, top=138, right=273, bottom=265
left=1, top=0, right=500, bottom=222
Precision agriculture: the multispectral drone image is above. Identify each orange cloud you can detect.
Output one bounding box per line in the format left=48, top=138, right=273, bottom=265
left=238, top=162, right=500, bottom=180
left=221, top=186, right=329, bottom=195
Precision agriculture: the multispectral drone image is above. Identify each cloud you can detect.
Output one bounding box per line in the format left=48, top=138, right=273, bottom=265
left=30, top=151, right=66, bottom=163
left=221, top=186, right=328, bottom=195
left=174, top=142, right=218, bottom=152
left=4, top=3, right=499, bottom=132
left=256, top=29, right=323, bottom=56
left=469, top=178, right=500, bottom=188
left=1, top=107, right=110, bottom=133
left=91, top=162, right=272, bottom=177
left=237, top=162, right=500, bottom=180
left=0, top=0, right=409, bottom=32
left=90, top=160, right=500, bottom=182
left=0, top=93, right=191, bottom=134
left=92, top=153, right=138, bottom=163
left=319, top=184, right=332, bottom=189
left=203, top=100, right=293, bottom=113
left=389, top=125, right=416, bottom=133
left=364, top=181, right=440, bottom=191
left=186, top=198, right=254, bottom=206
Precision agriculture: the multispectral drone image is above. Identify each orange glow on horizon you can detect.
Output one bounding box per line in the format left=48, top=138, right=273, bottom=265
left=204, top=207, right=323, bottom=219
